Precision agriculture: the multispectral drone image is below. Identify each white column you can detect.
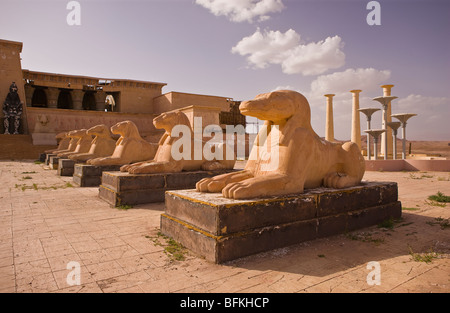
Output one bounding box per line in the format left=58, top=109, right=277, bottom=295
left=325, top=94, right=335, bottom=142
left=380, top=84, right=394, bottom=158
left=350, top=90, right=362, bottom=150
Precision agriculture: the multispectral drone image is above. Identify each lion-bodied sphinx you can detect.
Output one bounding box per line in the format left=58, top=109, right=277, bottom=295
left=45, top=132, right=71, bottom=154
left=88, top=121, right=157, bottom=166
left=196, top=90, right=365, bottom=199
left=68, top=124, right=116, bottom=163
left=121, top=110, right=236, bottom=174
left=57, top=129, right=93, bottom=159
left=49, top=132, right=79, bottom=155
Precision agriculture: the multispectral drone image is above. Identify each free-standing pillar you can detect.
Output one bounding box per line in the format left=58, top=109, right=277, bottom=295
left=358, top=108, right=380, bottom=160
left=391, top=113, right=417, bottom=160
left=365, top=129, right=386, bottom=160
left=324, top=94, right=335, bottom=142
left=350, top=90, right=362, bottom=151
left=387, top=121, right=401, bottom=160
left=372, top=95, right=398, bottom=160
left=380, top=85, right=394, bottom=158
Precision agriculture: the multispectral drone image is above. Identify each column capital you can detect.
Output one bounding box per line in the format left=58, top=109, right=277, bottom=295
left=46, top=87, right=60, bottom=98
left=350, top=89, right=362, bottom=94
left=324, top=94, right=335, bottom=98
left=381, top=84, right=394, bottom=97
left=45, top=87, right=60, bottom=109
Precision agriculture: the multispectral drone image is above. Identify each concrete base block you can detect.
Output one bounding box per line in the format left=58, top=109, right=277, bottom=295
left=161, top=182, right=402, bottom=263
left=49, top=156, right=60, bottom=169
left=73, top=164, right=122, bottom=187
left=98, top=170, right=235, bottom=206
left=57, top=158, right=75, bottom=176
left=39, top=153, right=46, bottom=163
left=45, top=153, right=56, bottom=165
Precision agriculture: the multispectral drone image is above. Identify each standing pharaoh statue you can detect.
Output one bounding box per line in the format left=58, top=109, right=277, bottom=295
left=3, top=82, right=23, bottom=134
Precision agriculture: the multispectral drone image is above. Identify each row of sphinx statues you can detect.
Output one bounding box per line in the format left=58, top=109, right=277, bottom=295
left=46, top=110, right=236, bottom=174
left=46, top=90, right=366, bottom=199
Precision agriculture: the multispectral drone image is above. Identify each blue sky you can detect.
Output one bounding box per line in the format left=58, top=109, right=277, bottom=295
left=1, top=0, right=449, bottom=140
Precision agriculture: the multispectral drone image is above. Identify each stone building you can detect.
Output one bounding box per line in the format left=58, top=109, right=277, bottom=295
left=0, top=38, right=246, bottom=149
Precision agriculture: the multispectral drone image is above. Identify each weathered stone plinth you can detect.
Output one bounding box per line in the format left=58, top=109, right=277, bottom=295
left=73, top=164, right=122, bottom=187
left=99, top=170, right=235, bottom=206
left=49, top=156, right=60, bottom=169
left=57, top=158, right=75, bottom=176
left=39, top=153, right=46, bottom=163
left=161, top=182, right=402, bottom=263
left=45, top=153, right=56, bottom=165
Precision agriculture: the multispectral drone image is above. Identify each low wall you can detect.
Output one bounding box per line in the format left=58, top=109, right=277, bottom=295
left=26, top=107, right=160, bottom=137
left=365, top=159, right=450, bottom=172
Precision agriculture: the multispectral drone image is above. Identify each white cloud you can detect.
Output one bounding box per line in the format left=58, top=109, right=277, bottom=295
left=232, top=28, right=300, bottom=68
left=395, top=94, right=450, bottom=125
left=195, top=0, right=284, bottom=23
left=281, top=36, right=346, bottom=75
left=309, top=68, right=391, bottom=98
left=396, top=94, right=448, bottom=112
left=394, top=94, right=450, bottom=140
left=232, top=28, right=345, bottom=76
left=272, top=85, right=294, bottom=92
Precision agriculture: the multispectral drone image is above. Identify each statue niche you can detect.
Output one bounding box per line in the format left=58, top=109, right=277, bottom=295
left=3, top=82, right=23, bottom=134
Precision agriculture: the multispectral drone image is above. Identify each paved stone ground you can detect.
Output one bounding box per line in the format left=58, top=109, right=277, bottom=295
left=0, top=160, right=449, bottom=293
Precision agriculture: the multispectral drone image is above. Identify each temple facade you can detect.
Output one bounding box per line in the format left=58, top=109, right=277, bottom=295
left=1, top=39, right=246, bottom=145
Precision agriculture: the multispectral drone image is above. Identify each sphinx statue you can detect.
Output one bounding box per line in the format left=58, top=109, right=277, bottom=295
left=57, top=129, right=93, bottom=159
left=45, top=132, right=71, bottom=154
left=69, top=124, right=117, bottom=163
left=87, top=120, right=158, bottom=166
left=52, top=131, right=80, bottom=155
left=196, top=90, right=365, bottom=199
left=121, top=111, right=236, bottom=174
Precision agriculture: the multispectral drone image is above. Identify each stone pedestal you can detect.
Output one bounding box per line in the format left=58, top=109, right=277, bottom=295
left=99, top=170, right=235, bottom=206
left=49, top=156, right=60, bottom=169
left=57, top=158, right=75, bottom=176
left=45, top=153, right=56, bottom=165
left=39, top=153, right=47, bottom=163
left=73, top=164, right=121, bottom=187
left=161, top=182, right=402, bottom=263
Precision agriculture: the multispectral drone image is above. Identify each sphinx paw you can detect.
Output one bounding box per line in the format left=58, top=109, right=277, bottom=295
left=323, top=172, right=358, bottom=189
left=196, top=178, right=225, bottom=193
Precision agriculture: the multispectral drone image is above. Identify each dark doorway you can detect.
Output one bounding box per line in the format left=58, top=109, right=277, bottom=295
left=82, top=92, right=96, bottom=110
left=31, top=88, right=47, bottom=107
left=57, top=90, right=73, bottom=109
